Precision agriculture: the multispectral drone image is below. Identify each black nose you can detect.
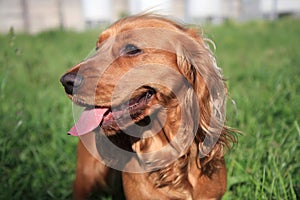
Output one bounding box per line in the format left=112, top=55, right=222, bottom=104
left=60, top=72, right=84, bottom=95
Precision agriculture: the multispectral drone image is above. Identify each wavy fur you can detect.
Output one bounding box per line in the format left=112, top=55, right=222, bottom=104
left=61, top=13, right=237, bottom=200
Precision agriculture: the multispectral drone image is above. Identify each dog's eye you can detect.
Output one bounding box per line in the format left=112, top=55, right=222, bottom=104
left=122, top=44, right=142, bottom=56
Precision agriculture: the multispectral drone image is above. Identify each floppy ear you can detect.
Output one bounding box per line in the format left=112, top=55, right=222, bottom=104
left=175, top=29, right=233, bottom=169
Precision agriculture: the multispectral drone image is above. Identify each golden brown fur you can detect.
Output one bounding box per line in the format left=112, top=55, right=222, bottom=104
left=60, top=14, right=236, bottom=200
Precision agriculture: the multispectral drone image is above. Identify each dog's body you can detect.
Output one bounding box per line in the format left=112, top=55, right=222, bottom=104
left=74, top=135, right=226, bottom=200
left=61, top=14, right=236, bottom=200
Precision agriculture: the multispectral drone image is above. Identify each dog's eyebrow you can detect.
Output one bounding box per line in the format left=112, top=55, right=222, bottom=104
left=96, top=31, right=112, bottom=49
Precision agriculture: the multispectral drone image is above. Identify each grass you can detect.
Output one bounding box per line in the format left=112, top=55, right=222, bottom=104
left=0, top=17, right=299, bottom=199
left=208, top=19, right=300, bottom=199
left=0, top=29, right=101, bottom=199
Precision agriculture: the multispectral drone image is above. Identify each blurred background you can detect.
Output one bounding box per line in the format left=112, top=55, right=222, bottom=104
left=1, top=0, right=300, bottom=34
left=1, top=0, right=300, bottom=199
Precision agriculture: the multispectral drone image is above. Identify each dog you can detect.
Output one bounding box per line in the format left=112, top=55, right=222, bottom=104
left=60, top=14, right=236, bottom=200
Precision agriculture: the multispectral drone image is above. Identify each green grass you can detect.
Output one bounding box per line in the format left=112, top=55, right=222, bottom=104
left=0, top=17, right=299, bottom=199
left=208, top=19, right=300, bottom=199
left=0, top=29, right=101, bottom=199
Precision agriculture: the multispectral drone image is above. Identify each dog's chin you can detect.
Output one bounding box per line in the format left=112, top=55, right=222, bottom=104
left=99, top=114, right=153, bottom=136
left=100, top=90, right=155, bottom=135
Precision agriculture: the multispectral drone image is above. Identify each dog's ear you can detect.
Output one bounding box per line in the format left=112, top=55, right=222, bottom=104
left=175, top=29, right=231, bottom=167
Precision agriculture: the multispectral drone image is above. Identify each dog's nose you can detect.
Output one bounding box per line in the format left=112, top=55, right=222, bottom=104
left=60, top=72, right=84, bottom=95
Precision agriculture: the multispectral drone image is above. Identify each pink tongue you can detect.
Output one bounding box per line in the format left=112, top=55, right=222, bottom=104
left=68, top=108, right=108, bottom=136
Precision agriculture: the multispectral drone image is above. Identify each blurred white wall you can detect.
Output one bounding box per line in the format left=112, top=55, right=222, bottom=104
left=82, top=0, right=300, bottom=24
left=82, top=0, right=111, bottom=21
left=1, top=0, right=300, bottom=33
left=129, top=0, right=171, bottom=14
left=0, top=0, right=84, bottom=34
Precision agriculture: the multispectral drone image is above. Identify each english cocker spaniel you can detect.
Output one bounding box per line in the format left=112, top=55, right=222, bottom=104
left=60, top=14, right=236, bottom=200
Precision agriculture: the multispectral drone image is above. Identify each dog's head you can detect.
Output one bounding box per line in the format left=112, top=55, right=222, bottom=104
left=61, top=14, right=234, bottom=171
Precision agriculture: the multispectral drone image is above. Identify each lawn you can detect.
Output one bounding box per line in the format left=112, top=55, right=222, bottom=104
left=0, top=17, right=299, bottom=199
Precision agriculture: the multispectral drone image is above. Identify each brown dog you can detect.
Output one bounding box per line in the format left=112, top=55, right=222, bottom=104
left=61, top=14, right=236, bottom=200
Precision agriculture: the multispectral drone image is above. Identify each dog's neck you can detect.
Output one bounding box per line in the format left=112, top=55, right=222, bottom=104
left=131, top=97, right=183, bottom=164
left=129, top=99, right=195, bottom=193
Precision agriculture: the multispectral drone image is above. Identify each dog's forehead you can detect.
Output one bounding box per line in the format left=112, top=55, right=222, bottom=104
left=96, top=17, right=183, bottom=47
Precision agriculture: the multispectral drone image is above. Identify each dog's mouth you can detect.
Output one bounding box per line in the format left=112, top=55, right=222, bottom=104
left=68, top=89, right=155, bottom=136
